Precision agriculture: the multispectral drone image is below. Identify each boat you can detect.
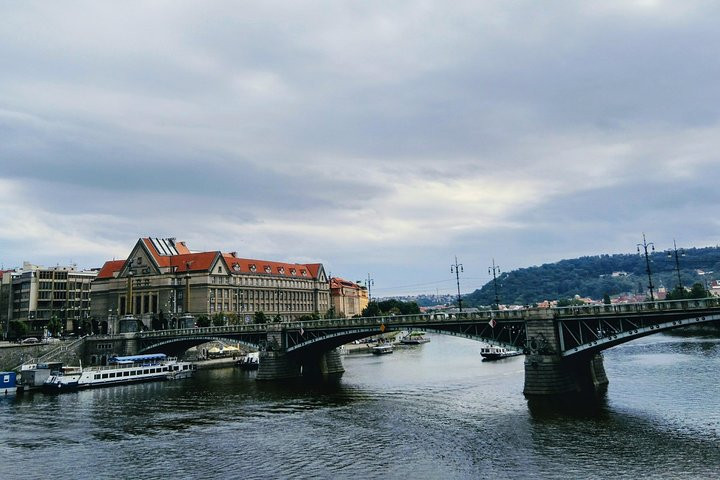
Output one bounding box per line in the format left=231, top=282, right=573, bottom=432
left=42, top=354, right=195, bottom=393
left=236, top=351, right=259, bottom=370
left=17, top=362, right=64, bottom=391
left=371, top=343, right=393, bottom=355
left=1, top=372, right=18, bottom=395
left=400, top=331, right=430, bottom=345
left=480, top=346, right=522, bottom=361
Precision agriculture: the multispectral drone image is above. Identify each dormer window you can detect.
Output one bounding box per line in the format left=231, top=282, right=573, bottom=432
left=249, top=264, right=257, bottom=272
left=232, top=263, right=240, bottom=272
left=290, top=268, right=296, bottom=275
left=278, top=267, right=285, bottom=274
left=301, top=269, right=307, bottom=276
left=264, top=266, right=271, bottom=273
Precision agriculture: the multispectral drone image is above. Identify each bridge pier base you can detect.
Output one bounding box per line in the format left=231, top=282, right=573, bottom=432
left=256, top=351, right=301, bottom=380
left=302, top=348, right=345, bottom=377
left=523, top=308, right=609, bottom=397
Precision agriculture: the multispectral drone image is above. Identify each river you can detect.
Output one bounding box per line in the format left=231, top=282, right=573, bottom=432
left=1, top=333, right=719, bottom=479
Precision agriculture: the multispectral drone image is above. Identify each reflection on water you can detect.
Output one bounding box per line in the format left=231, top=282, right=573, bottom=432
left=1, top=333, right=719, bottom=479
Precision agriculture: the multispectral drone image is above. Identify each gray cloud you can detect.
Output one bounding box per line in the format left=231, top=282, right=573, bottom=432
left=1, top=1, right=719, bottom=295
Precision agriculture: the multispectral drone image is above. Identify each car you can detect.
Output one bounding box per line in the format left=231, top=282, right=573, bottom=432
left=20, top=337, right=40, bottom=344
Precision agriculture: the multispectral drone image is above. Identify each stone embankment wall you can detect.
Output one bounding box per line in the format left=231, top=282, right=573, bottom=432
left=0, top=340, right=85, bottom=371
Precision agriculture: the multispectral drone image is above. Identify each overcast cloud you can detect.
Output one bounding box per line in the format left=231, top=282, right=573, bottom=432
left=1, top=0, right=719, bottom=296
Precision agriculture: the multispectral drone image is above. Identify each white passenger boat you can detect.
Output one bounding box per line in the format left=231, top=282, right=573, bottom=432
left=400, top=331, right=430, bottom=345
left=480, top=346, right=522, bottom=361
left=236, top=351, right=259, bottom=370
left=42, top=354, right=195, bottom=393
left=371, top=343, right=393, bottom=355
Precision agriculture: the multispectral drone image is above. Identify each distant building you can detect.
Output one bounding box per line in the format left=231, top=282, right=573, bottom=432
left=329, top=277, right=368, bottom=317
left=1, top=262, right=96, bottom=337
left=91, top=237, right=330, bottom=332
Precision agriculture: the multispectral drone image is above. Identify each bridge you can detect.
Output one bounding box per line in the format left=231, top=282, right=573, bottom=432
left=80, top=297, right=720, bottom=397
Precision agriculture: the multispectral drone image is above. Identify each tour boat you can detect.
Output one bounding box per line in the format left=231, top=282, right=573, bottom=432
left=480, top=346, right=522, bottom=361
left=1, top=372, right=17, bottom=395
left=42, top=354, right=195, bottom=393
left=400, top=331, right=430, bottom=345
left=236, top=351, right=259, bottom=370
left=371, top=343, right=393, bottom=355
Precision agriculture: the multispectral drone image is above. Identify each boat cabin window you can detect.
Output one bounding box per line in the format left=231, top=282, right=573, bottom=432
left=102, top=374, right=108, bottom=379
left=124, top=371, right=130, bottom=377
left=94, top=374, right=100, bottom=380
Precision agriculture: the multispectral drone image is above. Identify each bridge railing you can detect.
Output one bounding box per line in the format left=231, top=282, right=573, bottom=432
left=553, top=297, right=720, bottom=317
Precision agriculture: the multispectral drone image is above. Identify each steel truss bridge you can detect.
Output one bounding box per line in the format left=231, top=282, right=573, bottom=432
left=130, top=297, right=720, bottom=358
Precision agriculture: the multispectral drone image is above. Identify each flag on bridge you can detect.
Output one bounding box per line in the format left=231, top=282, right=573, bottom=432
left=380, top=323, right=386, bottom=333
left=488, top=318, right=497, bottom=328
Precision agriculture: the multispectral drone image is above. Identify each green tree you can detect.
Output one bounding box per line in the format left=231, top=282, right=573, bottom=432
left=8, top=320, right=29, bottom=340
left=324, top=307, right=337, bottom=319
left=272, top=314, right=281, bottom=323
left=47, top=315, right=63, bottom=337
left=665, top=285, right=687, bottom=301
left=254, top=311, right=267, bottom=324
left=362, top=302, right=381, bottom=317
left=688, top=282, right=710, bottom=299
left=196, top=314, right=211, bottom=327
left=226, top=313, right=239, bottom=325
left=211, top=313, right=225, bottom=326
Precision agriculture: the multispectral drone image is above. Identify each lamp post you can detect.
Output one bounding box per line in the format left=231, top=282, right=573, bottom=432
left=637, top=233, right=656, bottom=301
left=451, top=256, right=464, bottom=313
left=365, top=274, right=374, bottom=302
left=488, top=259, right=501, bottom=310
left=667, top=239, right=685, bottom=290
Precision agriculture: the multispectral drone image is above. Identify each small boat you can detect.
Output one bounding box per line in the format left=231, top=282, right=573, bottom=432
left=480, top=346, right=522, bottom=361
left=1, top=372, right=18, bottom=395
left=371, top=344, right=393, bottom=355
left=42, top=354, right=195, bottom=393
left=400, top=331, right=430, bottom=345
left=236, top=351, right=259, bottom=370
left=17, top=362, right=64, bottom=391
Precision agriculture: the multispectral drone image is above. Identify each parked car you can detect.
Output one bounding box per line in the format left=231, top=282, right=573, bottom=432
left=20, top=337, right=40, bottom=344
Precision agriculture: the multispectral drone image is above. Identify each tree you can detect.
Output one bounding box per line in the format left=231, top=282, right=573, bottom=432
left=8, top=320, right=29, bottom=340
left=47, top=315, right=62, bottom=337
left=603, top=293, right=611, bottom=305
left=665, top=285, right=687, bottom=301
left=272, top=314, right=281, bottom=323
left=226, top=313, right=239, bottom=325
left=211, top=313, right=225, bottom=326
left=196, top=314, right=211, bottom=327
left=324, top=307, right=337, bottom=319
left=688, top=282, right=710, bottom=299
left=254, top=311, right=267, bottom=324
left=362, top=302, right=382, bottom=317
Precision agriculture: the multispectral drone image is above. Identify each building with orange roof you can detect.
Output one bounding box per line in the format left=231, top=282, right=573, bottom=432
left=91, top=237, right=330, bottom=332
left=329, top=277, right=369, bottom=317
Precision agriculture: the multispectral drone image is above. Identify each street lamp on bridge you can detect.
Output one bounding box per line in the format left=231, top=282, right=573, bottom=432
left=451, top=256, right=464, bottom=313
left=637, top=233, right=656, bottom=301
left=488, top=259, right=501, bottom=310
left=667, top=239, right=685, bottom=290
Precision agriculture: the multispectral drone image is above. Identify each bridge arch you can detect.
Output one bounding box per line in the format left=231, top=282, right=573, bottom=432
left=139, top=336, right=261, bottom=357
left=559, top=312, right=720, bottom=357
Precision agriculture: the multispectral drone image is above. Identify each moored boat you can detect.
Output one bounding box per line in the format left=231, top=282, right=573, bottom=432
left=400, top=331, right=430, bottom=345
left=236, top=351, right=259, bottom=370
left=371, top=343, right=393, bottom=355
left=1, top=372, right=18, bottom=395
left=42, top=354, right=194, bottom=393
left=480, top=346, right=522, bottom=361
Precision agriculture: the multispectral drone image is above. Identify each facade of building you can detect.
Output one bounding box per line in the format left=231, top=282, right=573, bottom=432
left=91, top=237, right=331, bottom=331
left=2, top=262, right=96, bottom=337
left=329, top=277, right=369, bottom=317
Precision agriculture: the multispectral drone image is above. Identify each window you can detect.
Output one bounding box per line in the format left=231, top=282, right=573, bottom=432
left=102, top=374, right=108, bottom=379
left=94, top=374, right=100, bottom=380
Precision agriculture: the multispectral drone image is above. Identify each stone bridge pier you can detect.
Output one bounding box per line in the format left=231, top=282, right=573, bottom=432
left=523, top=309, right=608, bottom=397
left=256, top=325, right=344, bottom=381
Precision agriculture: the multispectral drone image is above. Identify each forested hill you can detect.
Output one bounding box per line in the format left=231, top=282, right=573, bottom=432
left=464, top=246, right=720, bottom=306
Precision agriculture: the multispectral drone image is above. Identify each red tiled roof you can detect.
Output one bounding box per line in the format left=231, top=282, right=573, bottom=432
left=96, top=260, right=126, bottom=279
left=169, top=252, right=219, bottom=273
left=222, top=254, right=323, bottom=279
left=330, top=277, right=361, bottom=289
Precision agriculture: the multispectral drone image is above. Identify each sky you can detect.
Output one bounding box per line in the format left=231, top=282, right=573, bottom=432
left=1, top=1, right=719, bottom=297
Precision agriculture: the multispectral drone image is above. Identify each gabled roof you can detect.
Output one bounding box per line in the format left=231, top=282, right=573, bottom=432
left=97, top=238, right=326, bottom=280
left=96, top=260, right=126, bottom=279
left=221, top=253, right=323, bottom=279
